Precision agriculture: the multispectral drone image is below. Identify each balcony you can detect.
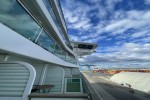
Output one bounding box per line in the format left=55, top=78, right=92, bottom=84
left=29, top=76, right=89, bottom=100
left=42, top=0, right=72, bottom=50
left=0, top=0, right=77, bottom=65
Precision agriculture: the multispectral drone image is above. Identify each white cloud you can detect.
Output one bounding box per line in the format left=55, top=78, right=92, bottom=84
left=81, top=43, right=150, bottom=65
left=105, top=0, right=122, bottom=11
left=105, top=19, right=131, bottom=33
left=97, top=6, right=108, bottom=19
left=62, top=0, right=150, bottom=40
left=86, top=0, right=101, bottom=3
left=80, top=36, right=90, bottom=40
left=131, top=30, right=148, bottom=38
left=82, top=23, right=93, bottom=30
left=62, top=0, right=94, bottom=32
left=113, top=10, right=126, bottom=19
left=127, top=10, right=144, bottom=20
left=72, top=19, right=90, bottom=29
left=103, top=10, right=150, bottom=39
left=145, top=0, right=150, bottom=4
left=68, top=16, right=79, bottom=23
left=142, top=11, right=150, bottom=20
left=141, top=37, right=150, bottom=42
left=61, top=0, right=150, bottom=68
left=69, top=35, right=79, bottom=41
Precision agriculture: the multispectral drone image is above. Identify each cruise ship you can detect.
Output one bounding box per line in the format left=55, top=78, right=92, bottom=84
left=0, top=0, right=97, bottom=100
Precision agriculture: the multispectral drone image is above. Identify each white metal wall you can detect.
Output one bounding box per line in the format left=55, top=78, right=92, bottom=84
left=0, top=62, right=36, bottom=100
left=72, top=68, right=80, bottom=75
left=0, top=64, right=29, bottom=96
left=64, top=68, right=71, bottom=76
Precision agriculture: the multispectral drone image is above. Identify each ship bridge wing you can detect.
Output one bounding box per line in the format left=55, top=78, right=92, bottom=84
left=71, top=41, right=98, bottom=57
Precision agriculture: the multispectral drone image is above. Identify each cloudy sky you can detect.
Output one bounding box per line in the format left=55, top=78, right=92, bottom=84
left=60, top=0, right=150, bottom=68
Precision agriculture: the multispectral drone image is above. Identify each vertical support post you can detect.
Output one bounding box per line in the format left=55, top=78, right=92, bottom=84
left=4, top=55, right=9, bottom=62
left=80, top=78, right=83, bottom=93
left=35, top=28, right=43, bottom=43
left=60, top=67, right=65, bottom=93
left=39, top=64, right=48, bottom=85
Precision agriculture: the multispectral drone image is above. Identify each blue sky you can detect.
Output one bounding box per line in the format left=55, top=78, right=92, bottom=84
left=60, top=0, right=150, bottom=68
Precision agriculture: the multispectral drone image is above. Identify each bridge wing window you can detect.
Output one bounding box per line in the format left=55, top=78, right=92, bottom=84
left=78, top=44, right=86, bottom=49
left=78, top=44, right=93, bottom=49
left=87, top=45, right=93, bottom=49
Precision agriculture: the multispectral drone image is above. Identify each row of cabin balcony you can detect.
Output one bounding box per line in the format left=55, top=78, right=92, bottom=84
left=42, top=0, right=72, bottom=51
left=0, top=0, right=77, bottom=65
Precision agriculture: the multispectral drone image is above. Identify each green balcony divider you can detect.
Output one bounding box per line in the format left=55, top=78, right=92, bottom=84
left=65, top=78, right=82, bottom=93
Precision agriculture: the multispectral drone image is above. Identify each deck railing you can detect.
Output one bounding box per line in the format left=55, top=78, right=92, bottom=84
left=0, top=0, right=77, bottom=65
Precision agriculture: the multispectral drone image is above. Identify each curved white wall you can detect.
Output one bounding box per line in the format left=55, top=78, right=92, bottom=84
left=110, top=72, right=150, bottom=93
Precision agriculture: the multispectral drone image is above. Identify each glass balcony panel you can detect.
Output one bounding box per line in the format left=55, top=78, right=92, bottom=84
left=0, top=0, right=41, bottom=41
left=54, top=45, right=60, bottom=53
left=36, top=30, right=55, bottom=52
left=55, top=0, right=67, bottom=30
left=61, top=51, right=66, bottom=60
left=43, top=0, right=58, bottom=26
left=42, top=0, right=72, bottom=48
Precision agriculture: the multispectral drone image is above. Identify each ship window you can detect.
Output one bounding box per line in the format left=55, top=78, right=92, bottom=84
left=0, top=0, right=42, bottom=41
left=87, top=45, right=93, bottom=49
left=78, top=44, right=86, bottom=49
left=78, top=44, right=93, bottom=49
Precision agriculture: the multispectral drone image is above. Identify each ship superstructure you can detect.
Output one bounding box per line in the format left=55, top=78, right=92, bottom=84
left=0, top=0, right=97, bottom=100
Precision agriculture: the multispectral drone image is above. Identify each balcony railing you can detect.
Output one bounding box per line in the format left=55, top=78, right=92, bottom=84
left=42, top=0, right=73, bottom=50
left=0, top=0, right=77, bottom=65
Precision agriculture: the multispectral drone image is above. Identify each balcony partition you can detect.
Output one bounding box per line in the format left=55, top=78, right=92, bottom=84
left=65, top=77, right=83, bottom=93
